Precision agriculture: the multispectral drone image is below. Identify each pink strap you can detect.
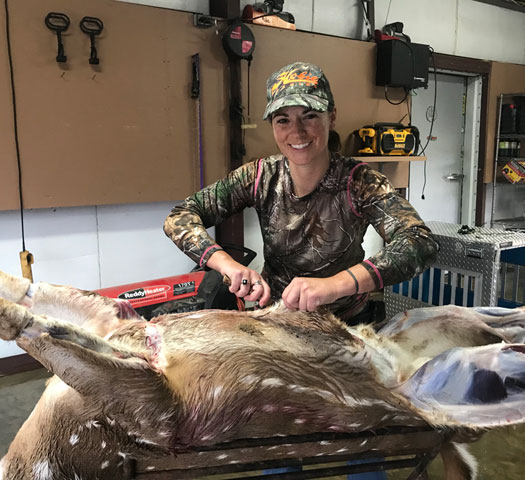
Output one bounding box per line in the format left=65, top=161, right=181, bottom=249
left=346, top=163, right=367, bottom=217
left=364, top=259, right=384, bottom=289
left=199, top=244, right=221, bottom=267
left=253, top=158, right=263, bottom=198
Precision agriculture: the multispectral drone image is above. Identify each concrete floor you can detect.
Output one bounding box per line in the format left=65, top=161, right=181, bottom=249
left=0, top=368, right=52, bottom=457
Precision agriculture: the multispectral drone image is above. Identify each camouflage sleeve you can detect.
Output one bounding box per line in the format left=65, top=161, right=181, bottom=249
left=163, top=160, right=259, bottom=267
left=351, top=164, right=438, bottom=289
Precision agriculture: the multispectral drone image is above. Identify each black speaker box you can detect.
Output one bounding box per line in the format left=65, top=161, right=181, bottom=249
left=376, top=40, right=430, bottom=89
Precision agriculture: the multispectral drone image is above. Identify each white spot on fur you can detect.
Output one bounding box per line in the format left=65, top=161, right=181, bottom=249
left=85, top=420, right=101, bottom=429
left=118, top=452, right=129, bottom=459
left=262, top=404, right=277, bottom=413
left=320, top=441, right=332, bottom=445
left=242, top=406, right=256, bottom=416
left=69, top=434, right=79, bottom=445
left=294, top=418, right=306, bottom=424
left=216, top=454, right=228, bottom=460
left=106, top=417, right=116, bottom=426
left=136, top=437, right=158, bottom=446
left=101, top=441, right=107, bottom=449
left=360, top=439, right=368, bottom=446
left=32, top=460, right=53, bottom=480
left=287, top=383, right=337, bottom=401
left=101, top=461, right=109, bottom=470
left=240, top=374, right=259, bottom=385
left=337, top=448, right=348, bottom=453
left=261, top=378, right=284, bottom=387
left=146, top=466, right=155, bottom=471
left=159, top=411, right=172, bottom=421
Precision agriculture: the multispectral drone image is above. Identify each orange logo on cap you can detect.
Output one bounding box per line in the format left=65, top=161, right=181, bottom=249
left=271, top=68, right=319, bottom=97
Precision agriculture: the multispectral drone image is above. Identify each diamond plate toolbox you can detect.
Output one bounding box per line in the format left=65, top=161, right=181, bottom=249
left=385, top=221, right=525, bottom=319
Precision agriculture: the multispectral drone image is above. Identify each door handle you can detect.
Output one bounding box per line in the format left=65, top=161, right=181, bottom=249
left=445, top=173, right=464, bottom=182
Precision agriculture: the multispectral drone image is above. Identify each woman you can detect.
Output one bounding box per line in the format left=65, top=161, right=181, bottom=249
left=164, top=61, right=438, bottom=327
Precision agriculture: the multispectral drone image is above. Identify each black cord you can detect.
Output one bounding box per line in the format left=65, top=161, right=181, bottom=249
left=4, top=0, right=26, bottom=251
left=419, top=47, right=437, bottom=200
left=384, top=40, right=415, bottom=106
left=407, top=92, right=412, bottom=124
left=384, top=86, right=410, bottom=105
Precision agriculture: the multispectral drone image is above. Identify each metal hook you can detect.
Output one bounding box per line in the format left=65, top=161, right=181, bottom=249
left=79, top=16, right=104, bottom=65
left=44, top=12, right=70, bottom=63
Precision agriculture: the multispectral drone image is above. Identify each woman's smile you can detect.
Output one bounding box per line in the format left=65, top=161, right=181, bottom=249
left=272, top=106, right=335, bottom=168
left=290, top=141, right=312, bottom=150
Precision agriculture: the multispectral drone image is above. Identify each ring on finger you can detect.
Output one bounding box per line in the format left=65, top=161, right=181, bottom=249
left=253, top=280, right=263, bottom=286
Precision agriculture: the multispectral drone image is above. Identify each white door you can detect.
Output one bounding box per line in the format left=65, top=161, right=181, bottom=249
left=409, top=74, right=467, bottom=224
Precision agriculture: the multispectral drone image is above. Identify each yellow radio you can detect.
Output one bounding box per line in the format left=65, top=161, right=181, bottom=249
left=357, top=123, right=420, bottom=156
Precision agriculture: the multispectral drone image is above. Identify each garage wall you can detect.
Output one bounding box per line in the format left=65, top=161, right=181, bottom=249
left=120, top=0, right=525, bottom=64
left=0, top=0, right=231, bottom=210
left=1, top=0, right=524, bottom=359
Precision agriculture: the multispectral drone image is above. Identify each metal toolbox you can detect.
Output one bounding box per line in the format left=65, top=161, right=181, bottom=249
left=385, top=221, right=525, bottom=319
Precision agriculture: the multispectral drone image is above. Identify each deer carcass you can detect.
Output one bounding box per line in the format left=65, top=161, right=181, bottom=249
left=0, top=269, right=524, bottom=480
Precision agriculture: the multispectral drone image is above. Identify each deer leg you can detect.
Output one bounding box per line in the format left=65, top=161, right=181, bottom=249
left=0, top=298, right=141, bottom=359
left=0, top=268, right=141, bottom=336
left=0, top=298, right=176, bottom=440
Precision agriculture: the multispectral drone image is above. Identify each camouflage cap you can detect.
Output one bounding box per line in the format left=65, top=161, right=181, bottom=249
left=263, top=62, right=335, bottom=120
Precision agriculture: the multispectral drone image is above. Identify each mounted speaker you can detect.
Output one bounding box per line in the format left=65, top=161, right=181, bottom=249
left=376, top=40, right=430, bottom=89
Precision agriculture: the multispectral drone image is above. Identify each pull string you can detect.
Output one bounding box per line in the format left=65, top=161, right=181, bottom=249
left=4, top=0, right=26, bottom=251
left=247, top=58, right=251, bottom=120
left=242, top=59, right=252, bottom=152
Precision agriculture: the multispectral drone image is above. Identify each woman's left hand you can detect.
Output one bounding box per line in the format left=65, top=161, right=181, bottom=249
left=282, top=277, right=341, bottom=311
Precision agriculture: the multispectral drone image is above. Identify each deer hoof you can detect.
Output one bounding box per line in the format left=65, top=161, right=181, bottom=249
left=0, top=298, right=33, bottom=341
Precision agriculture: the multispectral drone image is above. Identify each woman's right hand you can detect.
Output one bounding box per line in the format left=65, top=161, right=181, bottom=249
left=206, top=250, right=271, bottom=307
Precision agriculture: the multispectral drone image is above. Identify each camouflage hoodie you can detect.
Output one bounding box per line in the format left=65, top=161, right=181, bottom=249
left=164, top=153, right=438, bottom=321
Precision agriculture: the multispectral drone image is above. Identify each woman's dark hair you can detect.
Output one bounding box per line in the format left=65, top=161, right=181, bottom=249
left=327, top=106, right=341, bottom=152
left=328, top=130, right=341, bottom=152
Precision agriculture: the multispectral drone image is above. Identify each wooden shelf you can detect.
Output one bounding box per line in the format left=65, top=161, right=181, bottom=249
left=354, top=156, right=426, bottom=162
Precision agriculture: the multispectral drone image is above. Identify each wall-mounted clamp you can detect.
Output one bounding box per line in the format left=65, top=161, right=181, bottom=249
left=80, top=16, right=104, bottom=65
left=45, top=12, right=70, bottom=63
left=193, top=14, right=214, bottom=28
